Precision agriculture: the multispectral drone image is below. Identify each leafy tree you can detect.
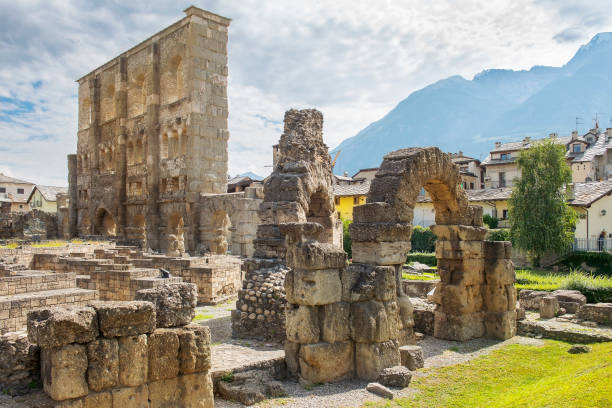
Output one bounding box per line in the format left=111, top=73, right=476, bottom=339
left=342, top=219, right=352, bottom=258
left=508, top=138, right=576, bottom=266
left=488, top=228, right=511, bottom=242
left=483, top=214, right=499, bottom=229
left=411, top=225, right=437, bottom=253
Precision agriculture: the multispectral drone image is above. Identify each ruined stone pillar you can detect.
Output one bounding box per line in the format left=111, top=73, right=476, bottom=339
left=67, top=154, right=78, bottom=238
left=115, top=56, right=128, bottom=240
left=145, top=42, right=161, bottom=250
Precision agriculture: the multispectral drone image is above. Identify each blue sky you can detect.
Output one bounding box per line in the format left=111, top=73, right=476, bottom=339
left=0, top=0, right=611, bottom=185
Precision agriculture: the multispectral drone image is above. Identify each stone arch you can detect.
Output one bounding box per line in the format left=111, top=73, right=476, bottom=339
left=94, top=208, right=116, bottom=236
left=167, top=212, right=185, bottom=256
left=350, top=147, right=516, bottom=342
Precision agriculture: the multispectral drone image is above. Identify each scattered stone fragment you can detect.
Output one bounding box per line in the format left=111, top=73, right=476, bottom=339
left=414, top=332, right=425, bottom=342
left=539, top=296, right=559, bottom=319
left=399, top=345, right=424, bottom=370
left=568, top=344, right=591, bottom=354
left=377, top=366, right=412, bottom=388
left=366, top=382, right=394, bottom=399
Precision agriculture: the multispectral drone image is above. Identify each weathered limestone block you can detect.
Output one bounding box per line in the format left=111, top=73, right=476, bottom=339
left=177, top=324, right=211, bottom=374
left=539, top=296, right=559, bottom=319
left=350, top=301, right=393, bottom=343
left=430, top=225, right=488, bottom=241
left=397, top=295, right=416, bottom=345
left=399, top=345, right=424, bottom=370
left=355, top=340, right=400, bottom=381
left=180, top=372, right=214, bottom=408
left=485, top=311, right=516, bottom=339
left=349, top=222, right=412, bottom=242
left=148, top=328, right=180, bottom=381
left=519, top=289, right=549, bottom=310
left=298, top=341, right=354, bottom=383
left=551, top=290, right=587, bottom=314
left=91, top=301, right=155, bottom=338
left=384, top=300, right=401, bottom=341
left=436, top=283, right=483, bottom=314
left=484, top=259, right=515, bottom=286
left=286, top=305, right=320, bottom=344
left=341, top=263, right=396, bottom=303
left=86, top=338, right=119, bottom=392
left=41, top=344, right=88, bottom=401
left=483, top=284, right=516, bottom=313
left=148, top=376, right=181, bottom=408
left=352, top=241, right=411, bottom=265
left=366, top=382, right=394, bottom=399
left=135, top=283, right=197, bottom=328
left=258, top=202, right=306, bottom=225
left=111, top=385, right=149, bottom=408
left=289, top=269, right=342, bottom=306
left=377, top=366, right=412, bottom=388
left=433, top=311, right=485, bottom=341
left=288, top=242, right=346, bottom=270
left=321, top=302, right=351, bottom=343
left=118, top=335, right=148, bottom=387
left=435, top=240, right=484, bottom=260
left=437, top=258, right=484, bottom=286
left=27, top=306, right=99, bottom=349
left=353, top=202, right=412, bottom=223
left=84, top=391, right=112, bottom=407
left=284, top=340, right=300, bottom=378
left=483, top=240, right=510, bottom=259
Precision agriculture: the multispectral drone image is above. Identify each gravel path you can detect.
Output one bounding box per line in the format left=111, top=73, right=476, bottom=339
left=214, top=335, right=545, bottom=408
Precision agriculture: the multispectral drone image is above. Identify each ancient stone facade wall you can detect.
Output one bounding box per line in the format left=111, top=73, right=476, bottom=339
left=70, top=7, right=241, bottom=257
left=0, top=210, right=58, bottom=240
left=26, top=289, right=213, bottom=407
left=0, top=331, right=40, bottom=394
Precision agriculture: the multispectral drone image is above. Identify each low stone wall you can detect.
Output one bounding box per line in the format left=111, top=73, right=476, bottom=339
left=0, top=210, right=58, bottom=240
left=577, top=303, right=612, bottom=325
left=0, top=331, right=40, bottom=395
left=0, top=271, right=75, bottom=296
left=231, top=258, right=289, bottom=342
left=26, top=284, right=213, bottom=407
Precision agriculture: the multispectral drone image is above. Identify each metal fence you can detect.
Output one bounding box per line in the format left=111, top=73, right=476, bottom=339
left=573, top=238, right=612, bottom=252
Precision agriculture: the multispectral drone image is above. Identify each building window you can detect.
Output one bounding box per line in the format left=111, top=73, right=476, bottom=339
left=0, top=187, right=5, bottom=193
left=498, top=172, right=506, bottom=188
left=470, top=182, right=474, bottom=189
left=502, top=209, right=508, bottom=219
left=19, top=205, right=23, bottom=209
left=335, top=197, right=340, bottom=205
left=573, top=144, right=581, bottom=153
left=500, top=153, right=510, bottom=160
left=17, top=188, right=24, bottom=194
left=353, top=197, right=360, bottom=205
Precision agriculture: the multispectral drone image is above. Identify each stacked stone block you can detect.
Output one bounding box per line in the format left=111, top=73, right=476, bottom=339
left=26, top=284, right=212, bottom=407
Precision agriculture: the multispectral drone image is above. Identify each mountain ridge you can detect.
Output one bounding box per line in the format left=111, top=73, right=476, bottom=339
left=331, top=32, right=612, bottom=176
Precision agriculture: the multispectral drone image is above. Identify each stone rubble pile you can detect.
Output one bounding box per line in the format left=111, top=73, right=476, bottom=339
left=26, top=282, right=213, bottom=407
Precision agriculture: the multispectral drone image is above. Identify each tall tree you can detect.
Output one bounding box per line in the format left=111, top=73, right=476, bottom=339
left=508, top=138, right=576, bottom=265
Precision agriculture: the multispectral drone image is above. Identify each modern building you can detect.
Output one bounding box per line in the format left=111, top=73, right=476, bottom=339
left=566, top=128, right=612, bottom=183
left=568, top=180, right=612, bottom=251
left=27, top=185, right=69, bottom=213
left=449, top=151, right=484, bottom=190
left=332, top=173, right=369, bottom=220
left=0, top=173, right=35, bottom=212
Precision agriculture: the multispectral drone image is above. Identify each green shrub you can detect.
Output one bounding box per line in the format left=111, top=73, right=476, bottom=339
left=406, top=252, right=437, bottom=266
left=342, top=219, right=352, bottom=259
left=411, top=226, right=437, bottom=253
left=483, top=214, right=499, bottom=229
left=557, top=251, right=612, bottom=276
left=221, top=371, right=234, bottom=382
left=488, top=229, right=511, bottom=242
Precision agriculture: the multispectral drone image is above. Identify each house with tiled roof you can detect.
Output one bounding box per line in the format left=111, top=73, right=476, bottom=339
left=27, top=185, right=68, bottom=213
left=568, top=180, right=612, bottom=250
left=566, top=128, right=612, bottom=183
left=333, top=174, right=370, bottom=220
left=0, top=173, right=35, bottom=212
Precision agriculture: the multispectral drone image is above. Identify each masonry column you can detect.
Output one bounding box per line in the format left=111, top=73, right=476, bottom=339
left=115, top=56, right=129, bottom=239
left=145, top=42, right=161, bottom=250
left=67, top=154, right=78, bottom=238
left=88, top=76, right=101, bottom=235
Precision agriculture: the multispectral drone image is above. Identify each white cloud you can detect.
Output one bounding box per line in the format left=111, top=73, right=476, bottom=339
left=0, top=0, right=611, bottom=184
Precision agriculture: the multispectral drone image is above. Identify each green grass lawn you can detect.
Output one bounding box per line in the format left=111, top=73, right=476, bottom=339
left=516, top=269, right=612, bottom=303
left=402, top=272, right=439, bottom=281
left=365, top=340, right=612, bottom=408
